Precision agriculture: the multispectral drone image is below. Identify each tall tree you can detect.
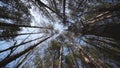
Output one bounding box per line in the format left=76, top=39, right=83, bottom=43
left=0, top=0, right=31, bottom=40
left=0, top=0, right=120, bottom=68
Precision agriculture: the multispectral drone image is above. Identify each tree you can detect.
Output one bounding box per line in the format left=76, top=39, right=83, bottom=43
left=0, top=0, right=31, bottom=40
left=0, top=0, right=120, bottom=68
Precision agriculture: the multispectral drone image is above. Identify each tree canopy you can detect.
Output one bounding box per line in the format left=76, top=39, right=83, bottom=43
left=0, top=0, right=120, bottom=68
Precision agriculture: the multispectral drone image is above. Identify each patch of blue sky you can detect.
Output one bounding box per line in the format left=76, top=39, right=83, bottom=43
left=54, top=23, right=65, bottom=33
left=63, top=47, right=69, bottom=56
left=77, top=59, right=82, bottom=68
left=0, top=50, right=10, bottom=61
left=0, top=1, right=7, bottom=6
left=0, top=41, right=15, bottom=50
left=0, top=18, right=14, bottom=24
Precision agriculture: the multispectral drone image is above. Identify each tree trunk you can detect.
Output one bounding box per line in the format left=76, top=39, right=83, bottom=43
left=0, top=32, right=43, bottom=38
left=33, top=0, right=62, bottom=18
left=0, top=36, right=52, bottom=67
left=0, top=22, right=50, bottom=29
left=15, top=51, right=31, bottom=68
left=59, top=46, right=63, bottom=68
left=52, top=55, right=55, bottom=68
left=73, top=45, right=96, bottom=68
left=0, top=36, right=45, bottom=53
left=62, top=0, right=66, bottom=24
left=70, top=47, right=79, bottom=68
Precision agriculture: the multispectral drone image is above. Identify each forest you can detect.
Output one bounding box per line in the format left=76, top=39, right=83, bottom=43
left=0, top=0, right=120, bottom=68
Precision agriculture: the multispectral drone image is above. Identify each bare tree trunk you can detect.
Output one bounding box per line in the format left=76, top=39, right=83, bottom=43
left=15, top=51, right=31, bottom=68
left=59, top=46, right=63, bottom=68
left=75, top=0, right=86, bottom=12
left=73, top=45, right=96, bottom=68
left=0, top=22, right=50, bottom=29
left=87, top=13, right=120, bottom=23
left=62, top=0, right=66, bottom=24
left=52, top=0, right=58, bottom=11
left=0, top=32, right=43, bottom=38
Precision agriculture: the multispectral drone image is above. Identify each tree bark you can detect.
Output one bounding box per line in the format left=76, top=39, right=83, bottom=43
left=62, top=0, right=66, bottom=24
left=73, top=45, right=96, bottom=68
left=58, top=46, right=63, bottom=68
left=15, top=51, right=31, bottom=68
left=0, top=22, right=50, bottom=29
